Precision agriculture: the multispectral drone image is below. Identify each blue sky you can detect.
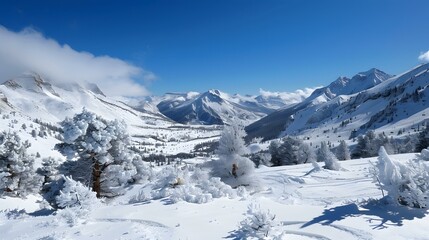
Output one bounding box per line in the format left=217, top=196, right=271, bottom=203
left=1, top=0, right=428, bottom=96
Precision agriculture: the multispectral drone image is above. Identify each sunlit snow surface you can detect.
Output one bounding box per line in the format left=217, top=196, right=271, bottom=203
left=1, top=154, right=428, bottom=240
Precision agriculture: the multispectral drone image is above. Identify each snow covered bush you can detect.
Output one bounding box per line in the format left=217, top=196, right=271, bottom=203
left=237, top=203, right=285, bottom=239
left=419, top=148, right=429, bottom=161
left=210, top=121, right=260, bottom=189
left=55, top=176, right=100, bottom=226
left=148, top=166, right=237, bottom=204
left=0, top=131, right=42, bottom=197
left=318, top=141, right=341, bottom=171
left=56, top=109, right=149, bottom=198
left=373, top=146, right=429, bottom=208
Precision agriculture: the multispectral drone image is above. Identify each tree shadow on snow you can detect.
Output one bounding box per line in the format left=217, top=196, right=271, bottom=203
left=224, top=230, right=246, bottom=240
left=28, top=208, right=55, bottom=217
left=302, top=199, right=427, bottom=230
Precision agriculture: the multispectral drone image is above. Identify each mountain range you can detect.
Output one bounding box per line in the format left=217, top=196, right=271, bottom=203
left=1, top=63, right=429, bottom=151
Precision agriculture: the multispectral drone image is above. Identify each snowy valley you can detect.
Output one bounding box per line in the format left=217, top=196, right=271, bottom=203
left=1, top=63, right=429, bottom=240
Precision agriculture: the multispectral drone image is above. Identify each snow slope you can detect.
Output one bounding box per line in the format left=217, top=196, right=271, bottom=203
left=1, top=153, right=428, bottom=240
left=245, top=65, right=429, bottom=143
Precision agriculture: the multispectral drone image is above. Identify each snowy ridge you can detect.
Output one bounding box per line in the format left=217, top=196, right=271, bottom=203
left=280, top=63, right=429, bottom=144
left=245, top=66, right=427, bottom=142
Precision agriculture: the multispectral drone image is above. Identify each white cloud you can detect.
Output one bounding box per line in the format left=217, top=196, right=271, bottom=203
left=418, top=50, right=429, bottom=63
left=0, top=26, right=155, bottom=96
left=259, top=87, right=318, bottom=103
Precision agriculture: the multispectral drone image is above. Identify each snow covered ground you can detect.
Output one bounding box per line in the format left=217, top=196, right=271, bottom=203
left=1, top=153, right=428, bottom=240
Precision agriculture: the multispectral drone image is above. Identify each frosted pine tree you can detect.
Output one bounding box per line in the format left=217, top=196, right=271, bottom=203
left=268, top=140, right=281, bottom=166
left=212, top=121, right=257, bottom=188
left=0, top=131, right=42, bottom=197
left=416, top=124, right=429, bottom=152
left=55, top=176, right=99, bottom=225
left=238, top=203, right=277, bottom=238
left=374, top=146, right=429, bottom=208
left=37, top=157, right=60, bottom=185
left=318, top=141, right=341, bottom=170
left=269, top=137, right=312, bottom=166
left=336, top=140, right=351, bottom=160
left=56, top=109, right=142, bottom=198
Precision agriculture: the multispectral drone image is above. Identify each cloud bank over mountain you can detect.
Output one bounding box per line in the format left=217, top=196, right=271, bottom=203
left=419, top=50, right=429, bottom=63
left=0, top=26, right=154, bottom=96
left=258, top=87, right=318, bottom=104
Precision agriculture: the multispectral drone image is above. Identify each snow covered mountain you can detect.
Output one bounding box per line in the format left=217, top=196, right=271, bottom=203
left=0, top=73, right=222, bottom=156
left=245, top=67, right=396, bottom=141
left=155, top=89, right=310, bottom=125
left=0, top=72, right=163, bottom=124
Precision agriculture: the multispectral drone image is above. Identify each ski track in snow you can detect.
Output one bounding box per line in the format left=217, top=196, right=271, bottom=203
left=281, top=221, right=373, bottom=240
left=329, top=223, right=373, bottom=240
left=94, top=218, right=170, bottom=228
left=285, top=230, right=332, bottom=240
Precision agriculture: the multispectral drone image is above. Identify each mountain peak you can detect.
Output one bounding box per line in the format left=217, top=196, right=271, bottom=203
left=321, top=68, right=392, bottom=98
left=207, top=89, right=222, bottom=96
left=85, top=82, right=106, bottom=97
left=358, top=67, right=381, bottom=75
left=2, top=72, right=60, bottom=97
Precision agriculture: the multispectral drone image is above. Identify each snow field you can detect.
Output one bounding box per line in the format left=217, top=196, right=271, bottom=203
left=1, top=153, right=429, bottom=240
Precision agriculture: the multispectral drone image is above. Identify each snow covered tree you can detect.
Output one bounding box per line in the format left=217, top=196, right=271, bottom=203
left=268, top=140, right=281, bottom=166
left=211, top=121, right=257, bottom=188
left=55, top=109, right=144, bottom=198
left=277, top=137, right=300, bottom=165
left=336, top=140, right=351, bottom=160
left=31, top=129, right=37, bottom=138
left=56, top=176, right=99, bottom=209
left=0, top=131, right=42, bottom=197
left=373, top=146, right=429, bottom=208
left=352, top=131, right=394, bottom=158
left=37, top=157, right=64, bottom=208
left=269, top=137, right=311, bottom=166
left=37, top=157, right=60, bottom=185
left=318, top=141, right=341, bottom=170
left=297, top=142, right=315, bottom=164
left=250, top=152, right=272, bottom=167
left=217, top=121, right=248, bottom=157
left=352, top=131, right=376, bottom=158
left=415, top=124, right=429, bottom=152
left=55, top=176, right=100, bottom=226
left=238, top=203, right=277, bottom=239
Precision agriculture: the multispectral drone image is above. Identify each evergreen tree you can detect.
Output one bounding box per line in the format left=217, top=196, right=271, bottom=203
left=318, top=141, right=341, bottom=170
left=211, top=121, right=256, bottom=188
left=352, top=130, right=394, bottom=158
left=336, top=140, right=351, bottom=160
left=268, top=140, right=281, bottom=166
left=416, top=124, right=429, bottom=152
left=297, top=142, right=315, bottom=164
left=269, top=137, right=313, bottom=166
left=374, top=146, right=429, bottom=208
left=217, top=121, right=248, bottom=157
left=37, top=157, right=60, bottom=185
left=0, top=131, right=42, bottom=197
left=55, top=109, right=144, bottom=198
